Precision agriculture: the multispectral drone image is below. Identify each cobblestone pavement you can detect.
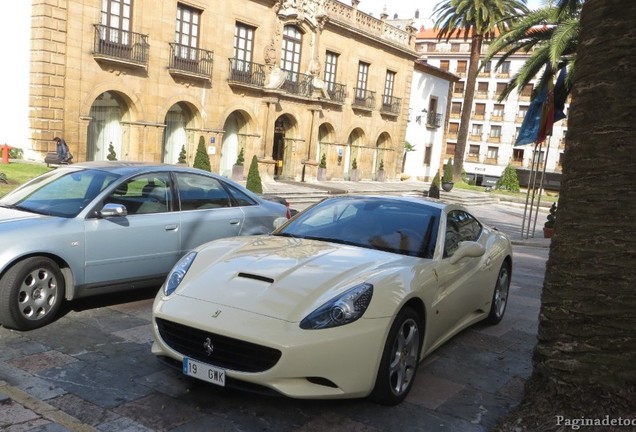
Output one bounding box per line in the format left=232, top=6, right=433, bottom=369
left=0, top=180, right=550, bottom=431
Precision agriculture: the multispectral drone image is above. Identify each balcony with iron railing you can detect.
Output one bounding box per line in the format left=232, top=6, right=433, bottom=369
left=466, top=155, right=480, bottom=163
left=280, top=70, right=314, bottom=98
left=325, top=82, right=346, bottom=103
left=93, top=24, right=149, bottom=67
left=426, top=112, right=443, bottom=128
left=228, top=58, right=266, bottom=88
left=380, top=95, right=401, bottom=116
left=352, top=88, right=376, bottom=110
left=485, top=157, right=499, bottom=164
left=168, top=43, right=213, bottom=80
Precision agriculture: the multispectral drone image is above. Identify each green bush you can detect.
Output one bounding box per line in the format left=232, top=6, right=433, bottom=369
left=496, top=164, right=521, bottom=192
left=246, top=155, right=262, bottom=193
left=379, top=159, right=384, bottom=171
left=193, top=136, right=211, bottom=171
left=319, top=153, right=327, bottom=169
left=428, top=172, right=440, bottom=198
left=107, top=143, right=117, bottom=161
left=443, top=158, right=453, bottom=183
left=545, top=202, right=557, bottom=228
left=177, top=145, right=187, bottom=164
left=0, top=172, right=7, bottom=184
left=235, top=148, right=245, bottom=166
left=9, top=148, right=23, bottom=159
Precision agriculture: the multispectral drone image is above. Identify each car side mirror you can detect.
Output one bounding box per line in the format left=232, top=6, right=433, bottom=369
left=99, top=203, right=128, bottom=218
left=449, top=241, right=485, bottom=265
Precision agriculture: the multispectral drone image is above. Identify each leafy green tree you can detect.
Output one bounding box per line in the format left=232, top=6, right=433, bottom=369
left=433, top=0, right=528, bottom=181
left=319, top=153, right=327, bottom=168
left=193, top=136, right=211, bottom=171
left=246, top=155, right=262, bottom=193
left=177, top=145, right=187, bottom=164
left=496, top=164, right=520, bottom=192
left=428, top=172, right=441, bottom=198
left=494, top=1, right=636, bottom=429
left=107, top=143, right=117, bottom=161
left=443, top=158, right=454, bottom=183
left=483, top=1, right=581, bottom=101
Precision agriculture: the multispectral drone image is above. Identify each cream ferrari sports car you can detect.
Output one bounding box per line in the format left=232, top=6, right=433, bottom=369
left=151, top=196, right=513, bottom=405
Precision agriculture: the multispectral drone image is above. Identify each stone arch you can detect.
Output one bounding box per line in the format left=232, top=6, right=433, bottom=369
left=220, top=110, right=254, bottom=177
left=273, top=113, right=299, bottom=179
left=86, top=91, right=134, bottom=161
left=317, top=122, right=340, bottom=178
left=375, top=131, right=392, bottom=177
left=346, top=127, right=366, bottom=178
left=162, top=102, right=198, bottom=164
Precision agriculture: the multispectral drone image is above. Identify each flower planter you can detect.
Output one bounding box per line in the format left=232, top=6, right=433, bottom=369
left=349, top=169, right=360, bottom=182
left=543, top=227, right=555, bottom=238
left=441, top=181, right=454, bottom=192
left=317, top=167, right=327, bottom=181
left=231, top=164, right=244, bottom=181
left=376, top=170, right=386, bottom=182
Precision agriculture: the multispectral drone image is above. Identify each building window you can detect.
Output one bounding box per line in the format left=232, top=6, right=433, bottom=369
left=324, top=51, right=338, bottom=90
left=427, top=96, right=439, bottom=126
left=440, top=60, right=450, bottom=71
left=451, top=102, right=462, bottom=116
left=451, top=43, right=460, bottom=52
left=518, top=105, right=529, bottom=119
left=490, top=125, right=502, bottom=138
left=101, top=0, right=132, bottom=44
left=476, top=82, right=488, bottom=96
left=456, top=60, right=467, bottom=74
left=496, top=82, right=507, bottom=97
left=521, top=83, right=534, bottom=98
left=424, top=145, right=432, bottom=165
left=175, top=4, right=200, bottom=60
left=448, top=122, right=459, bottom=134
left=454, top=81, right=464, bottom=94
left=383, top=70, right=396, bottom=105
left=446, top=142, right=456, bottom=156
left=468, top=145, right=480, bottom=161
left=513, top=148, right=524, bottom=165
left=482, top=61, right=492, bottom=73
left=492, top=103, right=505, bottom=119
left=281, top=25, right=302, bottom=75
left=474, top=103, right=486, bottom=118
left=356, top=61, right=370, bottom=99
left=487, top=146, right=499, bottom=163
left=471, top=124, right=483, bottom=137
left=234, top=23, right=254, bottom=70
left=496, top=61, right=511, bottom=75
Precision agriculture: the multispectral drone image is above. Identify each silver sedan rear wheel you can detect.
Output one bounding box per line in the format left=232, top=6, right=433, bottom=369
left=0, top=257, right=65, bottom=330
left=370, top=307, right=421, bottom=405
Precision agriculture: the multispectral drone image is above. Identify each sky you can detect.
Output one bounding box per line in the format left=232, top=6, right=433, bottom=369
left=0, top=0, right=545, bottom=151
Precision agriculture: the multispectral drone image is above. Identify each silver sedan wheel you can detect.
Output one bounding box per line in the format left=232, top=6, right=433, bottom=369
left=388, top=318, right=420, bottom=396
left=0, top=257, right=65, bottom=330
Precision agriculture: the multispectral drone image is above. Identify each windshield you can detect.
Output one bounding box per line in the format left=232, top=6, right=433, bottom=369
left=0, top=167, right=120, bottom=218
left=274, top=197, right=440, bottom=258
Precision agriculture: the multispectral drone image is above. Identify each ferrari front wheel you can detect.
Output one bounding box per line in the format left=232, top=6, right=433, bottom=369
left=485, top=262, right=510, bottom=325
left=0, top=257, right=66, bottom=331
left=369, top=306, right=422, bottom=405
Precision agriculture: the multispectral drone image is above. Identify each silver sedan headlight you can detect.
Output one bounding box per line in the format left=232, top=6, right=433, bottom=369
left=300, top=283, right=373, bottom=330
left=164, top=251, right=197, bottom=296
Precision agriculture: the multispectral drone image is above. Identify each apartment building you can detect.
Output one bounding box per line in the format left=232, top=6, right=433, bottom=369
left=415, top=27, right=567, bottom=188
left=29, top=0, right=419, bottom=181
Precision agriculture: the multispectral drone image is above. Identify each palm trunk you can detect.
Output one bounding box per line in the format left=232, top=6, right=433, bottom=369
left=453, top=33, right=482, bottom=182
left=496, top=0, right=636, bottom=429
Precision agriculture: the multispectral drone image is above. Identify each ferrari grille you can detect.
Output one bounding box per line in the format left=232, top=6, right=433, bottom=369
left=156, top=318, right=282, bottom=373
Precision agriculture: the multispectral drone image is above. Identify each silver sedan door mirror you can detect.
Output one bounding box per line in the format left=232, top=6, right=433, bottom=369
left=449, top=241, right=485, bottom=265
left=99, top=203, right=128, bottom=218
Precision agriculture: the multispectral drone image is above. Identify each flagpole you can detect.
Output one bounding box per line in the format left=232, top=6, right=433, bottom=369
left=520, top=141, right=540, bottom=239
left=526, top=141, right=542, bottom=238
left=532, top=135, right=552, bottom=237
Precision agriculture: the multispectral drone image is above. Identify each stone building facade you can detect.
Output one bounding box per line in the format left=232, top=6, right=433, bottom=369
left=30, top=0, right=418, bottom=181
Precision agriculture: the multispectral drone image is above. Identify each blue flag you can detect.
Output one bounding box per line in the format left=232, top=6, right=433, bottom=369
left=553, top=66, right=568, bottom=123
left=515, top=79, right=548, bottom=146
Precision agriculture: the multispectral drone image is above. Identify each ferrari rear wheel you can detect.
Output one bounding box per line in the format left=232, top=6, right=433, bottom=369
left=369, top=307, right=422, bottom=405
left=0, top=257, right=66, bottom=331
left=485, top=262, right=510, bottom=325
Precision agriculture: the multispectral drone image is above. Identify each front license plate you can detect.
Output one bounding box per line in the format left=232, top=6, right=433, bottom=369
left=183, top=357, right=226, bottom=387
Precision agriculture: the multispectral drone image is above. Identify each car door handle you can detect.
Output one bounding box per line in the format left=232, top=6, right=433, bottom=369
left=165, top=224, right=178, bottom=231
left=229, top=219, right=240, bottom=225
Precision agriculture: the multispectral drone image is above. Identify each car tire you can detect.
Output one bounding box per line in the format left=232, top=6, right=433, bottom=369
left=369, top=306, right=422, bottom=405
left=484, top=262, right=511, bottom=325
left=0, top=257, right=66, bottom=330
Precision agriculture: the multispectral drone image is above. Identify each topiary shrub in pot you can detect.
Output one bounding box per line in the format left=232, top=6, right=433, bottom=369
left=317, top=153, right=327, bottom=181
left=246, top=155, right=263, bottom=194
left=232, top=148, right=245, bottom=180
left=543, top=202, right=557, bottom=238
left=193, top=136, right=211, bottom=171
left=441, top=158, right=454, bottom=192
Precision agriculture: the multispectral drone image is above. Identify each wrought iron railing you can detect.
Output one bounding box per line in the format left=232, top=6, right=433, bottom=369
left=353, top=88, right=376, bottom=109
left=228, top=58, right=266, bottom=87
left=93, top=24, right=149, bottom=65
left=325, top=82, right=346, bottom=103
left=280, top=70, right=314, bottom=97
left=427, top=112, right=443, bottom=127
left=381, top=95, right=401, bottom=115
left=169, top=43, right=213, bottom=77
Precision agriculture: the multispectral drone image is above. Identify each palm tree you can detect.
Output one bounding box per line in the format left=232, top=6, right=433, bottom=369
left=483, top=0, right=582, bottom=100
left=433, top=0, right=529, bottom=181
left=494, top=0, right=636, bottom=429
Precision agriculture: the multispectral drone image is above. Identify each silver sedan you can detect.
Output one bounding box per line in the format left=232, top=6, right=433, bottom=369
left=0, top=162, right=288, bottom=330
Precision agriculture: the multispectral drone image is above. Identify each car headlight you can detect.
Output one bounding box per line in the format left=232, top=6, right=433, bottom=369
left=164, top=251, right=197, bottom=296
left=300, top=283, right=373, bottom=330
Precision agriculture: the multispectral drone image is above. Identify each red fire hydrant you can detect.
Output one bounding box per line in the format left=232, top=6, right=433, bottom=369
left=1, top=144, right=12, bottom=164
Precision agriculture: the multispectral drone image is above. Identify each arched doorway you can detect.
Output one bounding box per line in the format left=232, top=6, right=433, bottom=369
left=375, top=132, right=391, bottom=178
left=272, top=115, right=296, bottom=179
left=87, top=91, right=129, bottom=161
left=318, top=123, right=340, bottom=178
left=163, top=103, right=195, bottom=164
left=346, top=128, right=365, bottom=179
left=220, top=111, right=250, bottom=177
